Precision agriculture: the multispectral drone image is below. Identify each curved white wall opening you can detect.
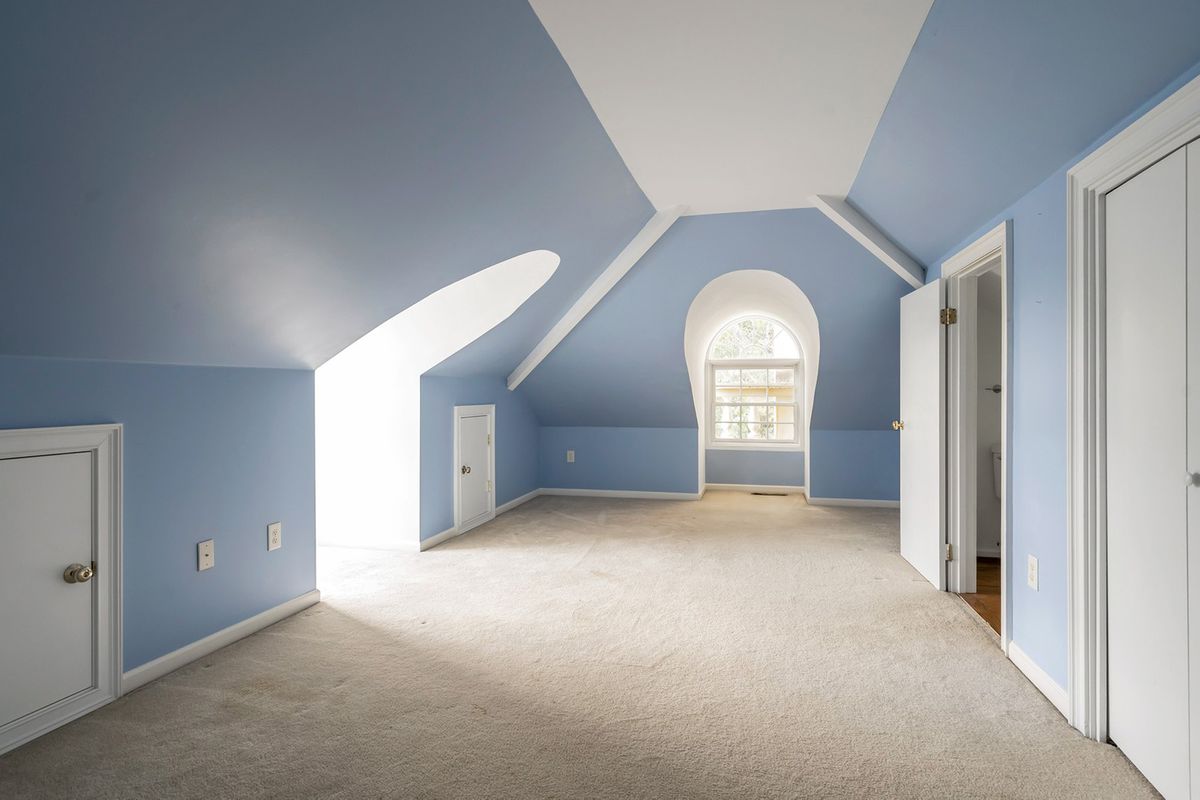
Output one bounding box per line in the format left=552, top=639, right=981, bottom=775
left=683, top=270, right=821, bottom=488
left=316, top=249, right=559, bottom=549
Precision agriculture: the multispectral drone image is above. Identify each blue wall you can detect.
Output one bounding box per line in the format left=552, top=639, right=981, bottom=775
left=419, top=374, right=541, bottom=540
left=0, top=356, right=315, bottom=671
left=539, top=427, right=698, bottom=494
left=2, top=0, right=650, bottom=369
left=920, top=59, right=1200, bottom=688
left=519, top=209, right=908, bottom=501
left=849, top=0, right=1200, bottom=266
left=706, top=449, right=805, bottom=488
left=809, top=431, right=900, bottom=503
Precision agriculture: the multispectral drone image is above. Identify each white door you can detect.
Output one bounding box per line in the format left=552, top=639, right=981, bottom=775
left=1106, top=146, right=1189, bottom=799
left=0, top=452, right=96, bottom=729
left=899, top=279, right=946, bottom=589
left=455, top=408, right=494, bottom=533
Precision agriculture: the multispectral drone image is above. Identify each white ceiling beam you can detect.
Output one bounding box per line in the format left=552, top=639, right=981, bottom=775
left=810, top=195, right=925, bottom=289
left=507, top=206, right=684, bottom=390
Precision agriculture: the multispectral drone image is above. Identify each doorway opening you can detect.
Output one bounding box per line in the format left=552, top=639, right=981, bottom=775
left=944, top=223, right=1008, bottom=642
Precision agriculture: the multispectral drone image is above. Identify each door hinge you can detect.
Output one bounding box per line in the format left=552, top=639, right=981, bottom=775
left=487, top=433, right=492, bottom=445
left=486, top=480, right=492, bottom=493
left=945, top=543, right=953, bottom=561
left=940, top=307, right=958, bottom=325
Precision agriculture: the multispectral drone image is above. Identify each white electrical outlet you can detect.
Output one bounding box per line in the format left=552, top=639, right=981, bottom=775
left=1027, top=554, right=1038, bottom=591
left=566, top=449, right=575, bottom=463
left=198, top=539, right=215, bottom=571
left=267, top=521, right=282, bottom=551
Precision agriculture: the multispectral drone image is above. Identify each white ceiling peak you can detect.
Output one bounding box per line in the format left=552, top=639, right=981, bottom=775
left=530, top=0, right=933, bottom=215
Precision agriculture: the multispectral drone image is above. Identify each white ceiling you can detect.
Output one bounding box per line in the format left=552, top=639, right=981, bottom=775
left=528, top=0, right=933, bottom=214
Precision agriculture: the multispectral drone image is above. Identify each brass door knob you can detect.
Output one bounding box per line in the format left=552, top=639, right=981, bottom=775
left=460, top=465, right=471, bottom=475
left=892, top=420, right=904, bottom=431
left=63, top=563, right=94, bottom=584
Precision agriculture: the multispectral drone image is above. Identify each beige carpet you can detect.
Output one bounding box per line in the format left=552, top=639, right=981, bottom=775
left=0, top=491, right=1155, bottom=799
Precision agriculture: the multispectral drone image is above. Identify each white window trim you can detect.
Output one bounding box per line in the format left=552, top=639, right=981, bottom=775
left=706, top=357, right=805, bottom=451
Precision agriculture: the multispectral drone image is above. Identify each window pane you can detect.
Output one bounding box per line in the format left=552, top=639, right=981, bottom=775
left=714, top=387, right=742, bottom=403
left=709, top=317, right=801, bottom=360
left=774, top=423, right=795, bottom=441
left=712, top=405, right=737, bottom=423
left=770, top=368, right=794, bottom=385
left=776, top=405, right=796, bottom=424
left=741, top=368, right=767, bottom=385
left=714, top=369, right=741, bottom=387
left=768, top=386, right=795, bottom=403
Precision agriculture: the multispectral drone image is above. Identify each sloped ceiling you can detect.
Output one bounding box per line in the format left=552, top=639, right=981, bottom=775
left=527, top=0, right=932, bottom=214
left=848, top=0, right=1200, bottom=266
left=0, top=0, right=650, bottom=368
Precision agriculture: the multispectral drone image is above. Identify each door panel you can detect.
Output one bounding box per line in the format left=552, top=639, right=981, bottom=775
left=458, top=413, right=491, bottom=528
left=1106, top=147, right=1189, bottom=800
left=0, top=452, right=95, bottom=726
left=1189, top=140, right=1200, bottom=798
left=899, top=279, right=945, bottom=589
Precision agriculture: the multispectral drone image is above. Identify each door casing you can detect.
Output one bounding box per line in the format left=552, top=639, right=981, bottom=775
left=0, top=424, right=122, bottom=756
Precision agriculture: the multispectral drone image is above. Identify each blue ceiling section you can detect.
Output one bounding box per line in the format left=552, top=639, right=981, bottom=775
left=1, top=0, right=650, bottom=368
left=517, top=209, right=910, bottom=430
left=848, top=0, right=1200, bottom=266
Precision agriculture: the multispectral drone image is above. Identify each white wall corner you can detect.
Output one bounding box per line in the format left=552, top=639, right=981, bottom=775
left=507, top=206, right=685, bottom=389
left=809, top=195, right=925, bottom=289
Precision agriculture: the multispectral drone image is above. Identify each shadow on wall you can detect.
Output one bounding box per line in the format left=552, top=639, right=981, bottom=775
left=683, top=270, right=820, bottom=489
left=316, top=250, right=559, bottom=550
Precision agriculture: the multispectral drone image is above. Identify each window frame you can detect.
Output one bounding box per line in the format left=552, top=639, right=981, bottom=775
left=706, top=316, right=805, bottom=453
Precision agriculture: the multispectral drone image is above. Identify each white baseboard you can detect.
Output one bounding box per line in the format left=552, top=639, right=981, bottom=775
left=806, top=496, right=900, bottom=508
left=540, top=487, right=702, bottom=500
left=705, top=483, right=806, bottom=494
left=121, top=589, right=321, bottom=694
left=1007, top=640, right=1068, bottom=718
left=420, top=488, right=544, bottom=552
left=497, top=488, right=541, bottom=514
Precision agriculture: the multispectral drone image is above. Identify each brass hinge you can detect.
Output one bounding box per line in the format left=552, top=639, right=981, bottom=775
left=487, top=433, right=492, bottom=445
left=945, top=543, right=953, bottom=561
left=486, top=480, right=493, bottom=493
left=940, top=307, right=958, bottom=325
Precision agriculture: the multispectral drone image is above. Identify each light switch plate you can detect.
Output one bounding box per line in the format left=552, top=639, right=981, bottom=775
left=198, top=539, right=215, bottom=571
left=566, top=449, right=575, bottom=463
left=1027, top=554, right=1038, bottom=591
left=267, top=522, right=282, bottom=551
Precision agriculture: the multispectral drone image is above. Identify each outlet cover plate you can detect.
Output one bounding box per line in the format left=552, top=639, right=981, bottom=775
left=267, top=522, right=282, bottom=551
left=566, top=449, right=575, bottom=463
left=198, top=539, right=215, bottom=571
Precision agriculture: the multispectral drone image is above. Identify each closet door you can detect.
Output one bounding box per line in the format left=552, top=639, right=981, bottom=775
left=1106, top=146, right=1189, bottom=799
left=1189, top=139, right=1200, bottom=799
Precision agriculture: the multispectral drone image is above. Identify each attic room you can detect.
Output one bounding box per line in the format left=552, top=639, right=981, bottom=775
left=3, top=1, right=1200, bottom=797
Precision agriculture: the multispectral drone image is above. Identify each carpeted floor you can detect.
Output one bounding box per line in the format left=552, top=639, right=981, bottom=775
left=0, top=491, right=1155, bottom=799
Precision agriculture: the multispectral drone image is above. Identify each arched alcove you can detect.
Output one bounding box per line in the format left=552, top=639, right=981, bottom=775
left=683, top=270, right=821, bottom=490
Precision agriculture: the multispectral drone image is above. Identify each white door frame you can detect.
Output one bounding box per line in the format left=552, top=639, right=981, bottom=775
left=452, top=404, right=495, bottom=534
left=1067, top=73, right=1200, bottom=741
left=0, top=424, right=122, bottom=755
left=943, top=221, right=1011, bottom=650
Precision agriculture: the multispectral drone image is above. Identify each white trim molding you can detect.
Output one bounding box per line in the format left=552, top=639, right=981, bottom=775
left=1008, top=641, right=1069, bottom=719
left=806, top=496, right=900, bottom=509
left=705, top=483, right=806, bottom=494
left=508, top=206, right=684, bottom=389
left=810, top=195, right=925, bottom=289
left=942, top=220, right=1011, bottom=652
left=540, top=487, right=702, bottom=501
left=122, top=590, right=320, bottom=694
left=419, top=489, right=542, bottom=552
left=1067, top=71, right=1200, bottom=741
left=0, top=424, right=122, bottom=756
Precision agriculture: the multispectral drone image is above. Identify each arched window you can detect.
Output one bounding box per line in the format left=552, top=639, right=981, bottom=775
left=707, top=316, right=803, bottom=447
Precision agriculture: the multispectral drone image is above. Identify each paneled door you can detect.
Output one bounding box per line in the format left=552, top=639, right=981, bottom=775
left=1106, top=145, right=1191, bottom=799
left=454, top=405, right=495, bottom=534
left=898, top=278, right=946, bottom=589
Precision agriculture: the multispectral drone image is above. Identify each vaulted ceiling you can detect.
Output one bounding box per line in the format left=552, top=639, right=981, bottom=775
left=527, top=0, right=933, bottom=214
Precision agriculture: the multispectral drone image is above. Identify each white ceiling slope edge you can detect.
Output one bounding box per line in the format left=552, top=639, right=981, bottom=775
left=529, top=0, right=933, bottom=215
left=811, top=195, right=924, bottom=288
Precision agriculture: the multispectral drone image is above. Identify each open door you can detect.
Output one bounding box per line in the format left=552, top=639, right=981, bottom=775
left=898, top=279, right=945, bottom=589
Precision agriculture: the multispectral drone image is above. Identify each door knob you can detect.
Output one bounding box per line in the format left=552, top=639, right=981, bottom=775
left=1189, top=472, right=1200, bottom=487
left=63, top=563, right=94, bottom=584
left=461, top=465, right=471, bottom=475
left=892, top=420, right=904, bottom=431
